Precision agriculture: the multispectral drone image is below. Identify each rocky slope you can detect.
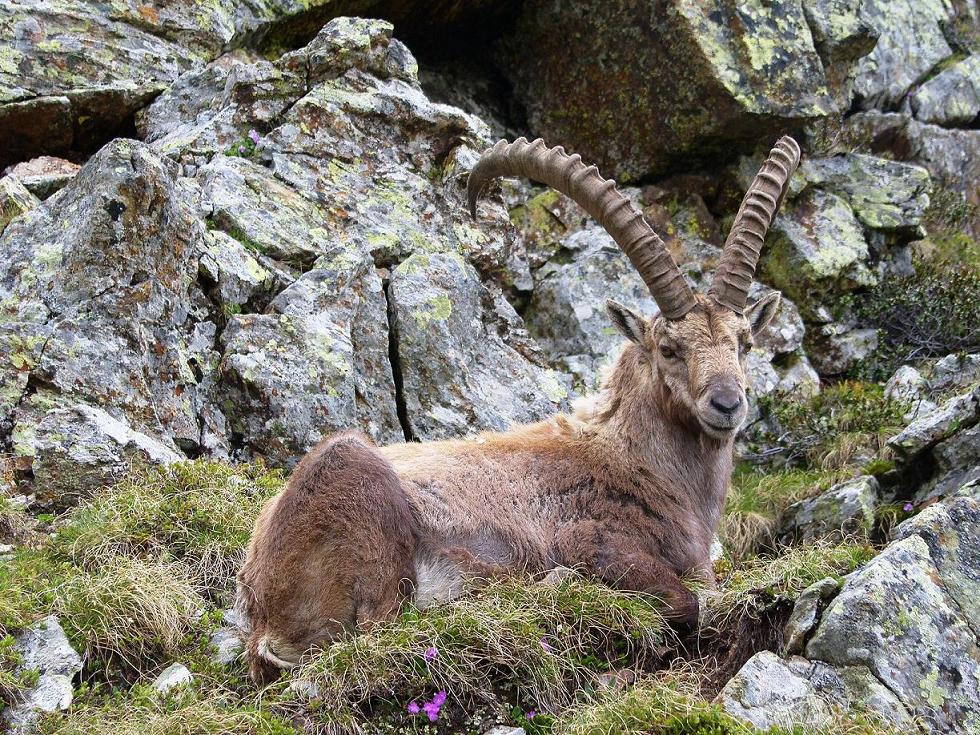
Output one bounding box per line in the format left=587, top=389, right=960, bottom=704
left=0, top=1, right=978, bottom=734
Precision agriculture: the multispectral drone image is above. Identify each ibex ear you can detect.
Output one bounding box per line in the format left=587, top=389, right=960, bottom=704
left=745, top=291, right=782, bottom=336
left=606, top=299, right=649, bottom=345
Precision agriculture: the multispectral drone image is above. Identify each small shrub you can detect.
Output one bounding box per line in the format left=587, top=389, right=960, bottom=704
left=56, top=461, right=283, bottom=597
left=852, top=254, right=980, bottom=381
left=762, top=382, right=905, bottom=469
left=285, top=574, right=670, bottom=726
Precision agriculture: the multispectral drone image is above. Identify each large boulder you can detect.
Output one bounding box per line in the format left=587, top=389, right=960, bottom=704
left=806, top=496, right=980, bottom=733
left=498, top=0, right=841, bottom=182
left=908, top=55, right=980, bottom=127
left=723, top=491, right=980, bottom=734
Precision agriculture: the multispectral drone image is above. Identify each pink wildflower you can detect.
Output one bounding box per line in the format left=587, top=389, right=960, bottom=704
left=422, top=701, right=440, bottom=721
left=248, top=129, right=261, bottom=145
left=424, top=645, right=438, bottom=662
left=539, top=637, right=553, bottom=654
left=526, top=710, right=538, bottom=720
left=903, top=502, right=914, bottom=512
left=406, top=701, right=420, bottom=714
left=432, top=690, right=447, bottom=707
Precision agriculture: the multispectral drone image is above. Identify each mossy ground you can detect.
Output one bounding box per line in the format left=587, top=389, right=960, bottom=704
left=2, top=454, right=896, bottom=734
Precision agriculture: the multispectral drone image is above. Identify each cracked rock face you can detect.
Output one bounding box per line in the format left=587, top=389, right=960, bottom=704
left=0, top=17, right=570, bottom=498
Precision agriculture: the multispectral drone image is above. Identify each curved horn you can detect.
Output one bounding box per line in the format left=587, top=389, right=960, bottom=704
left=709, top=136, right=801, bottom=314
left=468, top=137, right=696, bottom=320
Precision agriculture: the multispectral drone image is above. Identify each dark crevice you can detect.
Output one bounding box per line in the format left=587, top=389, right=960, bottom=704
left=382, top=275, right=414, bottom=442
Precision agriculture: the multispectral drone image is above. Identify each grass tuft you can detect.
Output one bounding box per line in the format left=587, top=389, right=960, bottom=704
left=285, top=573, right=670, bottom=724
left=706, top=540, right=874, bottom=631
left=56, top=557, right=205, bottom=669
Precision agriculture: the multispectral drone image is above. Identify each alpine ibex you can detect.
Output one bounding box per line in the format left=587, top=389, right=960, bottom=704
left=236, top=136, right=802, bottom=683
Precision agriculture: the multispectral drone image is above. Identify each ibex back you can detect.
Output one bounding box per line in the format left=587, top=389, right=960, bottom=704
left=236, top=136, right=802, bottom=684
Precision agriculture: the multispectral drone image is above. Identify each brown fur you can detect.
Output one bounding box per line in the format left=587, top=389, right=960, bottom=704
left=237, top=293, right=781, bottom=681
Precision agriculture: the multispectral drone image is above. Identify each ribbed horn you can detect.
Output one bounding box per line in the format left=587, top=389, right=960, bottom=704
left=467, top=138, right=696, bottom=320
left=709, top=136, right=801, bottom=314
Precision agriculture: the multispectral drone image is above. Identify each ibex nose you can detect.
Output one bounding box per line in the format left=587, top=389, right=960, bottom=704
left=710, top=388, right=742, bottom=414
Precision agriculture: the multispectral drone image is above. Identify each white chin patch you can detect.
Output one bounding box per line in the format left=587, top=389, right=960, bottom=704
left=413, top=554, right=465, bottom=609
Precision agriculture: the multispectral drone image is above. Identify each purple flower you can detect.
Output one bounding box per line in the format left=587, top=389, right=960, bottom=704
left=903, top=502, right=914, bottom=512
left=406, top=701, right=420, bottom=715
left=238, top=145, right=248, bottom=154
left=526, top=710, right=538, bottom=720
left=248, top=129, right=261, bottom=145
left=423, top=701, right=440, bottom=722
left=431, top=690, right=447, bottom=707
left=424, top=645, right=438, bottom=662
left=539, top=637, right=553, bottom=654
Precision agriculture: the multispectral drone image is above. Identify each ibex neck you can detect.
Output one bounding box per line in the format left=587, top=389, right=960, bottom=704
left=595, top=346, right=734, bottom=528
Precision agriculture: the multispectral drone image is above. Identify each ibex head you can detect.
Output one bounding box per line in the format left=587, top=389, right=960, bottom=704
left=469, top=136, right=800, bottom=439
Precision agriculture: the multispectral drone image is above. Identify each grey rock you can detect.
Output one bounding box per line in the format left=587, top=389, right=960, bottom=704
left=0, top=175, right=38, bottom=234
left=781, top=476, right=878, bottom=542
left=842, top=112, right=980, bottom=237
left=928, top=353, right=980, bottom=394
left=13, top=402, right=182, bottom=510
left=885, top=364, right=928, bottom=407
left=802, top=0, right=879, bottom=92
left=888, top=388, right=980, bottom=456
left=851, top=0, right=955, bottom=109
left=525, top=227, right=660, bottom=390
left=909, top=55, right=980, bottom=127
left=0, top=2, right=198, bottom=166
left=784, top=577, right=841, bottom=655
left=896, top=495, right=980, bottom=635
left=4, top=615, right=83, bottom=733
left=750, top=285, right=806, bottom=360
left=764, top=189, right=875, bottom=318
left=220, top=250, right=402, bottom=466
left=801, top=153, right=931, bottom=235
left=483, top=727, right=526, bottom=735
left=209, top=628, right=244, bottom=666
left=198, top=230, right=275, bottom=312
left=807, top=524, right=980, bottom=733
left=152, top=663, right=193, bottom=695
left=716, top=651, right=911, bottom=731
left=917, top=423, right=980, bottom=504
left=389, top=252, right=571, bottom=440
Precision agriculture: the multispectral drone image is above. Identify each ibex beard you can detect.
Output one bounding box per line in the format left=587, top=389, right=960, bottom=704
left=236, top=136, right=801, bottom=685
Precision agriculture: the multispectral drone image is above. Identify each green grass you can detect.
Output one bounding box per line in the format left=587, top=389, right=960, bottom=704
left=554, top=671, right=893, bottom=735
left=0, top=632, right=39, bottom=714
left=282, top=573, right=670, bottom=727
left=38, top=687, right=297, bottom=735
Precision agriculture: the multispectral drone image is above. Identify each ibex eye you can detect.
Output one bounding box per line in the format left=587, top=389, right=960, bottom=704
left=659, top=345, right=675, bottom=359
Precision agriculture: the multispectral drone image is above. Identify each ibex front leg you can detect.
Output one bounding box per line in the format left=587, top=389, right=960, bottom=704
left=551, top=522, right=699, bottom=631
